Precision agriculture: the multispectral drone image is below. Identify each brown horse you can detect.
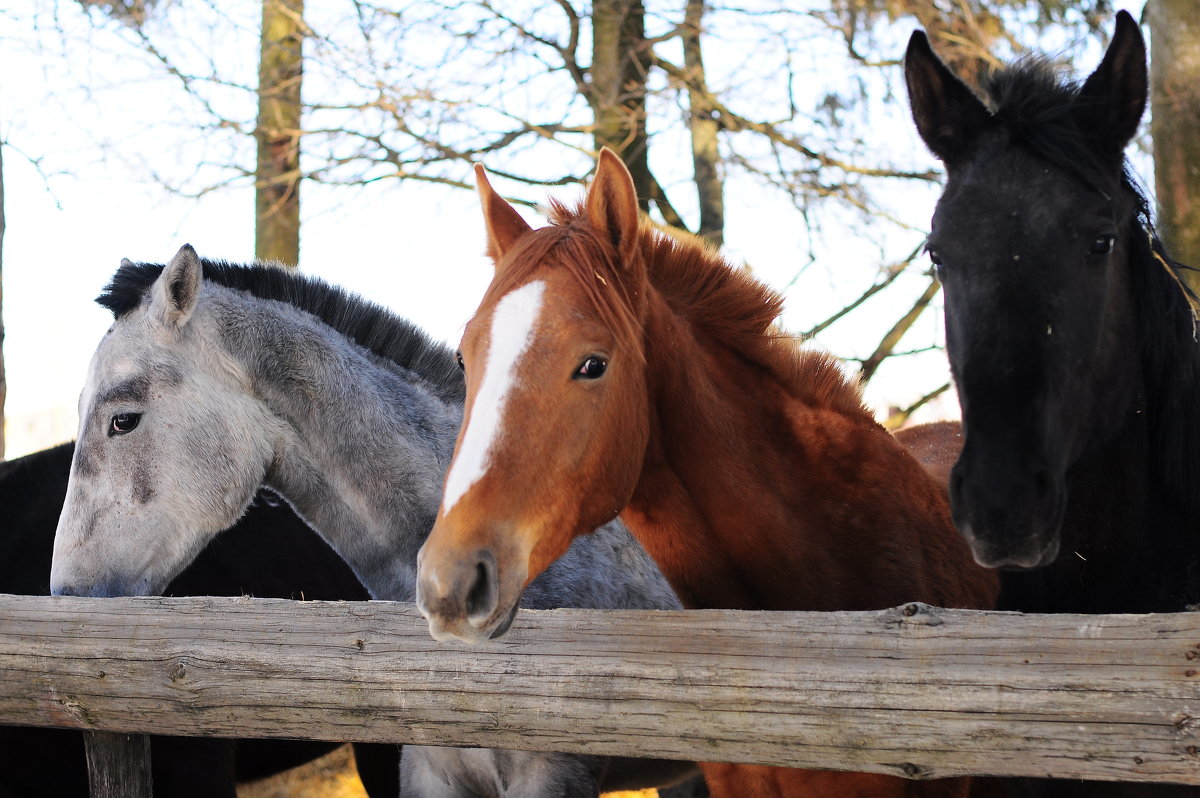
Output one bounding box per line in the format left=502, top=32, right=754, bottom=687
left=416, top=149, right=998, bottom=798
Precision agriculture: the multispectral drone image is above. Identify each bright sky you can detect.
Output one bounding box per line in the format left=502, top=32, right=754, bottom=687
left=0, top=0, right=1147, bottom=459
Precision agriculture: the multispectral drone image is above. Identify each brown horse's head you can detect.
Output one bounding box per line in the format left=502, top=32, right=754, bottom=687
left=417, top=149, right=652, bottom=642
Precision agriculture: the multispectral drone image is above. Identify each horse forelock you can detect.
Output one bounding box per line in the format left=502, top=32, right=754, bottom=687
left=982, top=57, right=1120, bottom=198
left=97, top=258, right=465, bottom=405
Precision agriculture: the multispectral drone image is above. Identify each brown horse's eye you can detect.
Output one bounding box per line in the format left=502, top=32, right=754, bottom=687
left=574, top=356, right=608, bottom=380
left=109, top=412, right=142, bottom=436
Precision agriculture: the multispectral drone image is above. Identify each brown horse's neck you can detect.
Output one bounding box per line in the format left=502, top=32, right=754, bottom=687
left=622, top=288, right=994, bottom=614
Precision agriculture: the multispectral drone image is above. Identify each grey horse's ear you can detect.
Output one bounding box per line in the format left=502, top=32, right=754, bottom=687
left=152, top=244, right=203, bottom=328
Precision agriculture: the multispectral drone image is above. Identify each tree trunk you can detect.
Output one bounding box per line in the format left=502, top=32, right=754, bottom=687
left=591, top=0, right=652, bottom=213
left=255, top=0, right=304, bottom=267
left=682, top=0, right=723, bottom=247
left=0, top=142, right=6, bottom=460
left=1148, top=0, right=1200, bottom=282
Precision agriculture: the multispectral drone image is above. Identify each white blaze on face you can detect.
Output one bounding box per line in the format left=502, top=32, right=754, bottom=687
left=441, top=280, right=546, bottom=514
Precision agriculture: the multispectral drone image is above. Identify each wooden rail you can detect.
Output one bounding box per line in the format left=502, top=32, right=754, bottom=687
left=1, top=593, right=1199, bottom=788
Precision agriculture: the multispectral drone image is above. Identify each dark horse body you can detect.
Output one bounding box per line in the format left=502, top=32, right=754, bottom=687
left=0, top=442, right=400, bottom=798
left=907, top=11, right=1200, bottom=797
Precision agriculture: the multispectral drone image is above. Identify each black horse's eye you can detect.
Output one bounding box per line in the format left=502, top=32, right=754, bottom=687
left=925, top=245, right=944, bottom=267
left=1091, top=234, right=1116, bottom=255
left=574, top=356, right=608, bottom=380
left=455, top=351, right=465, bottom=371
left=109, top=412, right=142, bottom=436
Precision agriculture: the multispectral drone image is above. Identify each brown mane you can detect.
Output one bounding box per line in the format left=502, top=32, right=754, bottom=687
left=482, top=197, right=869, bottom=420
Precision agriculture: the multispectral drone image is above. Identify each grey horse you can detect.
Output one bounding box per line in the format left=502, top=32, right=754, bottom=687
left=50, top=244, right=699, bottom=798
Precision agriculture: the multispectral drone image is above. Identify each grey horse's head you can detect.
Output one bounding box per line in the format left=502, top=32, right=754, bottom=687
left=51, top=245, right=279, bottom=597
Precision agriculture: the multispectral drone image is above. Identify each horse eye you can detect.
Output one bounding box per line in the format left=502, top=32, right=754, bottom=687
left=574, top=356, right=608, bottom=380
left=925, top=245, right=944, bottom=267
left=455, top=351, right=465, bottom=371
left=109, top=412, right=142, bottom=436
left=1091, top=234, right=1116, bottom=255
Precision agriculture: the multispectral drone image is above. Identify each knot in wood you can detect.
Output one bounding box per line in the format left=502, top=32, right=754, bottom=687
left=169, top=662, right=187, bottom=682
left=1175, top=715, right=1200, bottom=734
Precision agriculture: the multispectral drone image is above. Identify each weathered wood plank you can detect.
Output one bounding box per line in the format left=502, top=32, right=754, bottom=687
left=83, top=731, right=152, bottom=798
left=0, top=594, right=1198, bottom=784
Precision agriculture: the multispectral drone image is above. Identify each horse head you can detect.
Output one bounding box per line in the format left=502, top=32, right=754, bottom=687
left=904, top=12, right=1148, bottom=568
left=416, top=150, right=652, bottom=642
left=51, top=245, right=276, bottom=597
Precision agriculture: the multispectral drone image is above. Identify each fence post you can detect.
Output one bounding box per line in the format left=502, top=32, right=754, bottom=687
left=84, top=731, right=152, bottom=798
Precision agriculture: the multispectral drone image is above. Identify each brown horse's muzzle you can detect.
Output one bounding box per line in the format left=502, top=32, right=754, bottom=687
left=416, top=532, right=527, bottom=643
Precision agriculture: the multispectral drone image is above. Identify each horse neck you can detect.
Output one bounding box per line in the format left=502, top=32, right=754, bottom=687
left=206, top=293, right=463, bottom=601
left=623, top=289, right=958, bottom=612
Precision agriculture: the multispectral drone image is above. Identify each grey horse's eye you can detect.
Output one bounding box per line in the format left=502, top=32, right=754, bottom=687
left=109, top=412, right=142, bottom=436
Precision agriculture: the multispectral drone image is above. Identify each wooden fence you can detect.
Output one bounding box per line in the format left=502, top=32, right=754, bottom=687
left=2, top=593, right=1199, bottom=794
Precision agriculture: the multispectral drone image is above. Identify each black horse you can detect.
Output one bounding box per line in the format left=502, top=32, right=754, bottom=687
left=0, top=441, right=400, bottom=798
left=906, top=10, right=1200, bottom=798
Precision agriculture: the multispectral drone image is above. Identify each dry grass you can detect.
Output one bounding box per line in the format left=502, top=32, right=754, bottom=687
left=236, top=745, right=660, bottom=798
left=237, top=745, right=367, bottom=798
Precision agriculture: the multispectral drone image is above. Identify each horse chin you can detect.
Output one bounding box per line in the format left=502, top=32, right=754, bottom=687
left=422, top=600, right=519, bottom=644
left=488, top=601, right=520, bottom=639
left=50, top=573, right=158, bottom=598
left=960, top=522, right=1062, bottom=570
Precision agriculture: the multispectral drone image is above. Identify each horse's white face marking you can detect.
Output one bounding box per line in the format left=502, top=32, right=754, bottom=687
left=441, top=280, right=545, bottom=515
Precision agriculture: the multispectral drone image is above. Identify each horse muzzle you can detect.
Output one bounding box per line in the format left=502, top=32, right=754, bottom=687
left=415, top=546, right=522, bottom=643
left=949, top=457, right=1067, bottom=570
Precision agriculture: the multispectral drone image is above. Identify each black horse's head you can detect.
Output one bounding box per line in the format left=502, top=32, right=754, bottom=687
left=904, top=13, right=1150, bottom=568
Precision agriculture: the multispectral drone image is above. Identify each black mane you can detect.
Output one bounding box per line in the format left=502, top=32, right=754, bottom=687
left=97, top=258, right=465, bottom=406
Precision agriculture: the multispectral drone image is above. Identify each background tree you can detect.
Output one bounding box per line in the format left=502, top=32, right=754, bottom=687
left=681, top=0, right=723, bottom=246
left=14, top=0, right=1128, bottom=430
left=1147, top=0, right=1200, bottom=281
left=1, top=142, right=6, bottom=459
left=256, top=0, right=304, bottom=265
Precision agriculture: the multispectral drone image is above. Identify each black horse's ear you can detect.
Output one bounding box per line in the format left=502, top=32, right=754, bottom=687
left=904, top=30, right=991, bottom=165
left=1075, top=10, right=1147, bottom=156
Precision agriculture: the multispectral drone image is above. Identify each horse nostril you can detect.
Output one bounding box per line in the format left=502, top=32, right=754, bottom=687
left=465, top=554, right=499, bottom=625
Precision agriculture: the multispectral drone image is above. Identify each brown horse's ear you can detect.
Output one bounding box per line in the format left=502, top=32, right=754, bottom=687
left=1075, top=10, right=1147, bottom=157
left=585, top=148, right=640, bottom=266
left=475, top=163, right=532, bottom=263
